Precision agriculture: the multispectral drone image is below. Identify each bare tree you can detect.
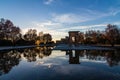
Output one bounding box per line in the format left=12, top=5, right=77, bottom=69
left=0, top=18, right=21, bottom=42
left=24, top=29, right=37, bottom=41
left=105, top=24, right=119, bottom=46
left=43, top=33, right=52, bottom=44
left=78, top=32, right=84, bottom=44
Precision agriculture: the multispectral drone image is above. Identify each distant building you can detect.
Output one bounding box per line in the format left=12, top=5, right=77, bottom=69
left=56, top=40, right=61, bottom=44
left=55, top=31, right=84, bottom=45
left=56, top=36, right=69, bottom=44
left=68, top=31, right=80, bottom=45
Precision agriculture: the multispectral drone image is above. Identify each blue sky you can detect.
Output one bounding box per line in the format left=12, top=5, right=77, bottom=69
left=0, top=0, right=120, bottom=40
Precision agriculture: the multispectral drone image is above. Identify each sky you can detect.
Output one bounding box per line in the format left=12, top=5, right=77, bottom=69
left=0, top=0, right=120, bottom=41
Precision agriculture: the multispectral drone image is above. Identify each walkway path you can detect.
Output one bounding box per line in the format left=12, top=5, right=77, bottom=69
left=0, top=44, right=115, bottom=51
left=0, top=45, right=36, bottom=51
left=53, top=44, right=114, bottom=50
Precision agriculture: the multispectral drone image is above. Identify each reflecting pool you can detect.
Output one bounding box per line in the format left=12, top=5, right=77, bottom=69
left=0, top=47, right=120, bottom=80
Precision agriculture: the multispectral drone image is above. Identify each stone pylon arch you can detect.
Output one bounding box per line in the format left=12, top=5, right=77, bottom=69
left=68, top=31, right=80, bottom=46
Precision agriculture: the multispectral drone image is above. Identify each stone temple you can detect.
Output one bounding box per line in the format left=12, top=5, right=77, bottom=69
left=68, top=31, right=80, bottom=46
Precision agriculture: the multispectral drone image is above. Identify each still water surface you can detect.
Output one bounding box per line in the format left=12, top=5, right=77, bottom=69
left=0, top=47, right=120, bottom=80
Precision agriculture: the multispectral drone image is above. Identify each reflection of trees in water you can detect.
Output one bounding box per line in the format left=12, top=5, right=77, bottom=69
left=105, top=50, right=120, bottom=67
left=86, top=50, right=106, bottom=61
left=23, top=47, right=52, bottom=62
left=37, top=47, right=52, bottom=57
left=23, top=48, right=37, bottom=62
left=0, top=47, right=52, bottom=76
left=0, top=48, right=120, bottom=76
left=66, top=50, right=120, bottom=67
left=0, top=50, right=21, bottom=76
left=85, top=50, right=120, bottom=67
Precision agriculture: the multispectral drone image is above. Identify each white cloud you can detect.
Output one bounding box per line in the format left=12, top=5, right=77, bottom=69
left=59, top=24, right=107, bottom=32
left=52, top=13, right=89, bottom=23
left=51, top=9, right=113, bottom=24
left=22, top=20, right=120, bottom=41
left=44, top=0, right=54, bottom=5
left=32, top=21, right=61, bottom=28
left=109, top=7, right=120, bottom=16
left=21, top=8, right=120, bottom=41
left=113, top=21, right=120, bottom=25
left=22, top=21, right=68, bottom=41
left=22, top=20, right=107, bottom=41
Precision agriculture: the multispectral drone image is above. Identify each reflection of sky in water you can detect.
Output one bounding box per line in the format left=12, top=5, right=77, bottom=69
left=0, top=50, right=120, bottom=80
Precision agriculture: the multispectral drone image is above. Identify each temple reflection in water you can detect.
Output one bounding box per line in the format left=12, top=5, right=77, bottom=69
left=66, top=50, right=82, bottom=64
left=65, top=50, right=120, bottom=66
left=0, top=47, right=120, bottom=76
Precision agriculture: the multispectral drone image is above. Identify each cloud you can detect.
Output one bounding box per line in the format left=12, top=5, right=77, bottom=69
left=22, top=21, right=68, bottom=41
left=58, top=24, right=107, bottom=32
left=111, top=21, right=120, bottom=27
left=22, top=20, right=108, bottom=41
left=109, top=7, right=120, bottom=16
left=32, top=21, right=67, bottom=41
left=52, top=13, right=90, bottom=23
left=32, top=21, right=61, bottom=28
left=22, top=20, right=120, bottom=41
left=51, top=9, right=113, bottom=24
left=21, top=8, right=120, bottom=41
left=44, top=0, right=54, bottom=5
